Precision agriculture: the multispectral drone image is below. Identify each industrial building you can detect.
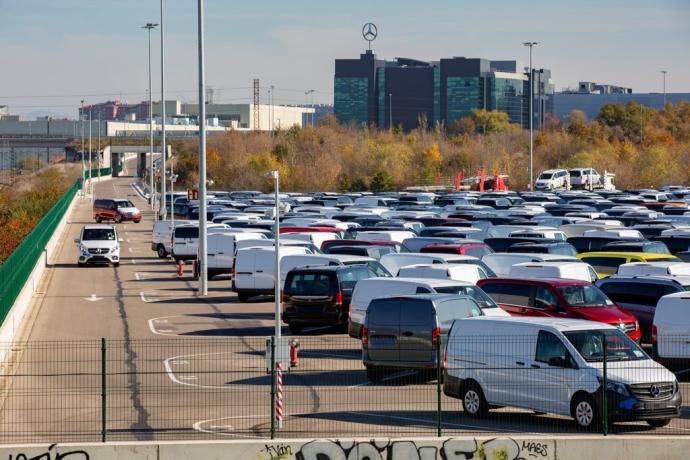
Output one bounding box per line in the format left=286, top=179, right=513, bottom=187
left=334, top=50, right=554, bottom=131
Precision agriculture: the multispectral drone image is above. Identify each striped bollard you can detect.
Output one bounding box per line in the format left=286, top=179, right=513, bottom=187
left=276, top=362, right=284, bottom=429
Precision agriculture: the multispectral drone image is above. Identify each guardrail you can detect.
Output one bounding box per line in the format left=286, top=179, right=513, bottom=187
left=83, top=167, right=112, bottom=180
left=0, top=336, right=687, bottom=444
left=0, top=180, right=79, bottom=324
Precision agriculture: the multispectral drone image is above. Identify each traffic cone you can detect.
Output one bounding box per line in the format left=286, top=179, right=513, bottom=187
left=177, top=260, right=184, bottom=276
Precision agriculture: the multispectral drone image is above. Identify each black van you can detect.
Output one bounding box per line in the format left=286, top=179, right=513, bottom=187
left=282, top=265, right=379, bottom=334
left=362, top=294, right=483, bottom=382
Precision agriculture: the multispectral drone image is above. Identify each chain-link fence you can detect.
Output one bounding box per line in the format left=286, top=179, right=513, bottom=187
left=0, top=335, right=688, bottom=444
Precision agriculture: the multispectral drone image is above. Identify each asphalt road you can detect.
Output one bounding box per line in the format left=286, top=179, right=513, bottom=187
left=1, top=164, right=690, bottom=443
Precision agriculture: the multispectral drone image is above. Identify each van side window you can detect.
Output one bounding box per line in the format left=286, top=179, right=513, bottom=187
left=416, top=287, right=433, bottom=294
left=501, top=284, right=531, bottom=307
left=534, top=287, right=561, bottom=311
left=535, top=331, right=569, bottom=365
left=598, top=282, right=662, bottom=307
left=581, top=257, right=624, bottom=275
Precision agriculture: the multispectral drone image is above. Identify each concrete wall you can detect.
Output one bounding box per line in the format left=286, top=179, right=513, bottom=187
left=0, top=437, right=688, bottom=460
left=0, top=119, right=105, bottom=137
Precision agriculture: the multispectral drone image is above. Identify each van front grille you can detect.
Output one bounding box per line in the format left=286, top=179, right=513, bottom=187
left=629, top=382, right=674, bottom=401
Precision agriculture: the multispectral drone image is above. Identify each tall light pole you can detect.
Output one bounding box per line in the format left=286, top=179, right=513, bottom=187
left=80, top=100, right=85, bottom=188
left=197, top=0, right=208, bottom=296
left=160, top=0, right=168, bottom=220
left=269, top=85, right=275, bottom=134
left=523, top=41, right=539, bottom=191
left=142, top=22, right=158, bottom=212
left=661, top=70, right=668, bottom=106
left=88, top=107, right=92, bottom=200
left=268, top=171, right=281, bottom=341
left=304, top=89, right=314, bottom=127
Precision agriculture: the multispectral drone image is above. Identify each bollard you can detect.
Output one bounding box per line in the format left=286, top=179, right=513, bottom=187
left=193, top=260, right=199, bottom=279
left=289, top=338, right=300, bottom=367
left=177, top=260, right=184, bottom=276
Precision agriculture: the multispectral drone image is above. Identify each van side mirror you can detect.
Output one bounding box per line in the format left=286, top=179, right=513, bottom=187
left=548, top=356, right=568, bottom=368
left=74, top=238, right=80, bottom=243
left=118, top=238, right=124, bottom=243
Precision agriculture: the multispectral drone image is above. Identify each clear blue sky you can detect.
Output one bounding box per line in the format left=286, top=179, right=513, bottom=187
left=0, top=0, right=688, bottom=118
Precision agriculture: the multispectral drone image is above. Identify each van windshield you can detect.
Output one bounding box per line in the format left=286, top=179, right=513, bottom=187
left=557, top=285, right=614, bottom=308
left=564, top=329, right=647, bottom=362
left=539, top=173, right=553, bottom=179
left=114, top=200, right=135, bottom=208
left=435, top=286, right=499, bottom=309
left=82, top=228, right=116, bottom=241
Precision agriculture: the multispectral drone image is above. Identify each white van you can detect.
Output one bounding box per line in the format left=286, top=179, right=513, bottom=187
left=281, top=232, right=339, bottom=250
left=234, top=238, right=320, bottom=254
left=617, top=262, right=690, bottom=277
left=379, top=253, right=494, bottom=277
left=583, top=229, right=643, bottom=239
left=509, top=261, right=598, bottom=283
left=560, top=223, right=623, bottom=238
left=232, top=246, right=311, bottom=302
left=534, top=169, right=570, bottom=191
left=152, top=219, right=193, bottom=258
left=356, top=231, right=417, bottom=244
left=653, top=292, right=690, bottom=363
left=348, top=278, right=508, bottom=338
left=278, top=254, right=381, bottom=288
left=510, top=229, right=567, bottom=241
left=206, top=232, right=267, bottom=278
left=489, top=225, right=558, bottom=238
left=397, top=264, right=488, bottom=284
left=443, top=317, right=680, bottom=429
left=353, top=196, right=396, bottom=207
left=482, top=253, right=580, bottom=277
left=171, top=223, right=229, bottom=261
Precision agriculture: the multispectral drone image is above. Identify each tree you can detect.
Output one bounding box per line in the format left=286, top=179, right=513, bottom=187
left=370, top=170, right=395, bottom=192
left=448, top=117, right=476, bottom=136
left=471, top=109, right=513, bottom=133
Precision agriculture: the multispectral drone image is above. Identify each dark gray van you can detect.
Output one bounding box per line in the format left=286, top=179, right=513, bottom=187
left=362, top=294, right=483, bottom=382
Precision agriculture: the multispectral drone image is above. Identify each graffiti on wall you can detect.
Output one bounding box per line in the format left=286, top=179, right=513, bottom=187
left=286, top=438, right=553, bottom=460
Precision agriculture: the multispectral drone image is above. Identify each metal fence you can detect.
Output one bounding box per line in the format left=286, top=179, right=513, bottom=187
left=83, top=167, right=112, bottom=180
left=0, top=335, right=688, bottom=444
left=0, top=180, right=79, bottom=321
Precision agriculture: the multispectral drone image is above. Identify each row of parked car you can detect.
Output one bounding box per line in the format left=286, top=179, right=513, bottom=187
left=149, top=186, right=690, bottom=429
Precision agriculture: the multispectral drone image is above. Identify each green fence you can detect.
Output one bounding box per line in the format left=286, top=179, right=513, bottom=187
left=83, top=167, right=112, bottom=180
left=0, top=180, right=80, bottom=325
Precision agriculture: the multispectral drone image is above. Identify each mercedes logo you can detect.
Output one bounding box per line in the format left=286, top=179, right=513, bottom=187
left=650, top=385, right=661, bottom=398
left=362, top=23, right=378, bottom=42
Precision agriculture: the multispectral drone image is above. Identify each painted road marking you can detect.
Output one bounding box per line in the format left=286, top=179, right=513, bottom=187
left=135, top=273, right=140, bottom=281
left=83, top=294, right=104, bottom=302
left=131, top=259, right=137, bottom=264
left=179, top=376, right=198, bottom=380
left=140, top=292, right=148, bottom=303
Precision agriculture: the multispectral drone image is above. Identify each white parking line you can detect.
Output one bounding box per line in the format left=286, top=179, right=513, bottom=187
left=131, top=259, right=137, bottom=264
left=163, top=352, right=243, bottom=389
left=179, top=376, right=198, bottom=380
left=135, top=273, right=140, bottom=281
left=140, top=292, right=148, bottom=303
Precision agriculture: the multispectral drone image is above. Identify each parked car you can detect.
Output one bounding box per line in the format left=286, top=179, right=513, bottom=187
left=506, top=242, right=578, bottom=257
left=534, top=169, right=570, bottom=191
left=508, top=261, right=598, bottom=283
left=420, top=242, right=493, bottom=259
left=93, top=198, right=141, bottom=223
left=477, top=278, right=641, bottom=341
left=650, top=236, right=690, bottom=255
left=379, top=253, right=495, bottom=277
left=398, top=264, right=489, bottom=284
left=362, top=294, right=484, bottom=381
left=482, top=253, right=581, bottom=277
left=568, top=168, right=601, bottom=190
left=653, top=293, right=690, bottom=366
left=75, top=224, right=120, bottom=267
left=597, top=275, right=690, bottom=342
left=567, top=236, right=630, bottom=254
left=279, top=254, right=389, bottom=288
left=348, top=278, right=508, bottom=338
left=170, top=223, right=229, bottom=261
left=205, top=232, right=268, bottom=278
left=443, top=317, right=679, bottom=429
left=282, top=265, right=381, bottom=334
left=323, top=244, right=396, bottom=259
left=616, top=262, right=690, bottom=277
left=601, top=241, right=671, bottom=254
left=577, top=252, right=680, bottom=278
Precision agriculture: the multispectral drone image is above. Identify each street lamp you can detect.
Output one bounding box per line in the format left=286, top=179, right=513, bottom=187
left=142, top=22, right=158, bottom=213
left=160, top=0, right=168, bottom=220
left=523, top=41, right=539, bottom=191
left=197, top=0, right=208, bottom=296
left=80, top=100, right=85, bottom=190
left=304, top=89, right=314, bottom=127
left=266, top=170, right=281, bottom=342
left=88, top=106, right=92, bottom=201
left=661, top=70, right=668, bottom=106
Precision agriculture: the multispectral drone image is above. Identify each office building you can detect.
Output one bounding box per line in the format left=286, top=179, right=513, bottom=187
left=334, top=51, right=554, bottom=131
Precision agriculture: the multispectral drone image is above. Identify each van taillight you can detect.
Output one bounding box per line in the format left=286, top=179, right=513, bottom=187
left=432, top=327, right=441, bottom=346
left=443, top=348, right=448, bottom=370
left=334, top=291, right=343, bottom=307
left=652, top=325, right=658, bottom=343
left=361, top=327, right=369, bottom=345
left=281, top=293, right=289, bottom=303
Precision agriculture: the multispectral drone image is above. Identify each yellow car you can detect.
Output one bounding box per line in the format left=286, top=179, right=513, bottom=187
left=577, top=252, right=681, bottom=278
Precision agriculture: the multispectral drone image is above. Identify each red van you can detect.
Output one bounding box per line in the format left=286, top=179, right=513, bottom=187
left=477, top=278, right=641, bottom=341
left=420, top=242, right=493, bottom=259
left=93, top=198, right=142, bottom=223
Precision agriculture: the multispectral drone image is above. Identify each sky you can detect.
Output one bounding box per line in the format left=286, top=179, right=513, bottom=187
left=0, top=0, right=688, bottom=118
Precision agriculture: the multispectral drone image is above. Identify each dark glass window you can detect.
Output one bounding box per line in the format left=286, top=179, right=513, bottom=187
left=535, top=331, right=569, bottom=364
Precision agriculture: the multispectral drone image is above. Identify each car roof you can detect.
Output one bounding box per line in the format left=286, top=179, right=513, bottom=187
left=83, top=224, right=116, bottom=230
left=286, top=265, right=358, bottom=274
left=479, top=277, right=588, bottom=287
left=577, top=252, right=678, bottom=259
left=600, top=275, right=690, bottom=286
left=460, top=316, right=615, bottom=331
left=373, top=293, right=472, bottom=303
left=365, top=277, right=473, bottom=287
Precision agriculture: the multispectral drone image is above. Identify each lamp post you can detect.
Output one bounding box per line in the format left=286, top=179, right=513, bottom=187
left=160, top=0, right=168, bottom=220
left=304, top=89, right=314, bottom=127
left=142, top=22, right=158, bottom=212
left=523, top=41, right=539, bottom=191
left=80, top=100, right=85, bottom=190
left=88, top=107, right=92, bottom=201
left=661, top=70, right=668, bottom=106
left=267, top=171, right=281, bottom=342
left=197, top=0, right=208, bottom=296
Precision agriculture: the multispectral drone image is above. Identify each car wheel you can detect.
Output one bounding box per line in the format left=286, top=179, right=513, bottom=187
left=134, top=219, right=141, bottom=223
left=77, top=262, right=85, bottom=267
left=113, top=262, right=120, bottom=268
left=571, top=394, right=599, bottom=430
left=156, top=245, right=167, bottom=259
left=647, top=419, right=671, bottom=428
left=462, top=382, right=488, bottom=417
left=95, top=215, right=102, bottom=223
left=366, top=365, right=385, bottom=383
left=115, top=215, right=122, bottom=223
left=288, top=323, right=303, bottom=335
left=237, top=292, right=250, bottom=302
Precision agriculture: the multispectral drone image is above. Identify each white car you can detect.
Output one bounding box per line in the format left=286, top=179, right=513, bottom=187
left=534, top=169, right=570, bottom=191
left=653, top=292, right=690, bottom=364
left=569, top=168, right=601, bottom=190
left=75, top=224, right=121, bottom=267
left=444, top=317, right=680, bottom=429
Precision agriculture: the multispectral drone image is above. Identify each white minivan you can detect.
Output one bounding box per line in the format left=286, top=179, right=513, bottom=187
left=348, top=278, right=508, bottom=338
left=509, top=261, right=598, bottom=283
left=232, top=246, right=310, bottom=302
left=617, top=262, right=690, bottom=277
left=534, top=169, right=570, bottom=191
left=653, top=292, right=690, bottom=364
left=482, top=253, right=580, bottom=277
left=443, top=317, right=680, bottom=429
left=278, top=254, right=388, bottom=289
left=397, top=264, right=488, bottom=284
left=206, top=232, right=267, bottom=278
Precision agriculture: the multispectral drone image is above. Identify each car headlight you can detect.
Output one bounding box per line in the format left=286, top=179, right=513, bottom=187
left=598, top=377, right=630, bottom=397
left=673, top=380, right=679, bottom=394
left=111, top=245, right=119, bottom=253
left=79, top=244, right=88, bottom=253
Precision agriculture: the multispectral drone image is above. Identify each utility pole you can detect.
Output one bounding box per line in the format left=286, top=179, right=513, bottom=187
left=142, top=22, right=158, bottom=213
left=160, top=0, right=167, bottom=220
left=97, top=113, right=101, bottom=183
left=80, top=100, right=85, bottom=191
left=523, top=41, right=539, bottom=192
left=661, top=70, right=668, bottom=106
left=269, top=85, right=275, bottom=134
left=88, top=107, right=92, bottom=201
left=197, top=0, right=208, bottom=296
left=304, top=89, right=314, bottom=127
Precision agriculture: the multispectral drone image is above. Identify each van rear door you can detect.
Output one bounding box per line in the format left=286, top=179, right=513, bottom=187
left=234, top=250, right=256, bottom=290
left=366, top=299, right=400, bottom=363
left=399, top=299, right=434, bottom=364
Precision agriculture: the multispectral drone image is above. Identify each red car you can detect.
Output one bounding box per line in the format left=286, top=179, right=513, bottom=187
left=421, top=242, right=493, bottom=259
left=477, top=277, right=641, bottom=341
left=93, top=198, right=142, bottom=223
left=319, top=239, right=401, bottom=253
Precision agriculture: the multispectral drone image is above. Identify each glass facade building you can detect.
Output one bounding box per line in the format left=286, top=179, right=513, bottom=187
left=334, top=53, right=553, bottom=131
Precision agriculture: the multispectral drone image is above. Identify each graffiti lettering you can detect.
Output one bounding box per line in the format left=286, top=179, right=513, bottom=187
left=8, top=444, right=89, bottom=460
left=262, top=443, right=293, bottom=460
left=294, top=438, right=554, bottom=460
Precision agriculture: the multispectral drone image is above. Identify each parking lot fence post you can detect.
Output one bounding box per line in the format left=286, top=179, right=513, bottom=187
left=602, top=333, right=608, bottom=436
left=270, top=336, right=276, bottom=439
left=436, top=338, right=442, bottom=437
left=101, top=337, right=107, bottom=442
